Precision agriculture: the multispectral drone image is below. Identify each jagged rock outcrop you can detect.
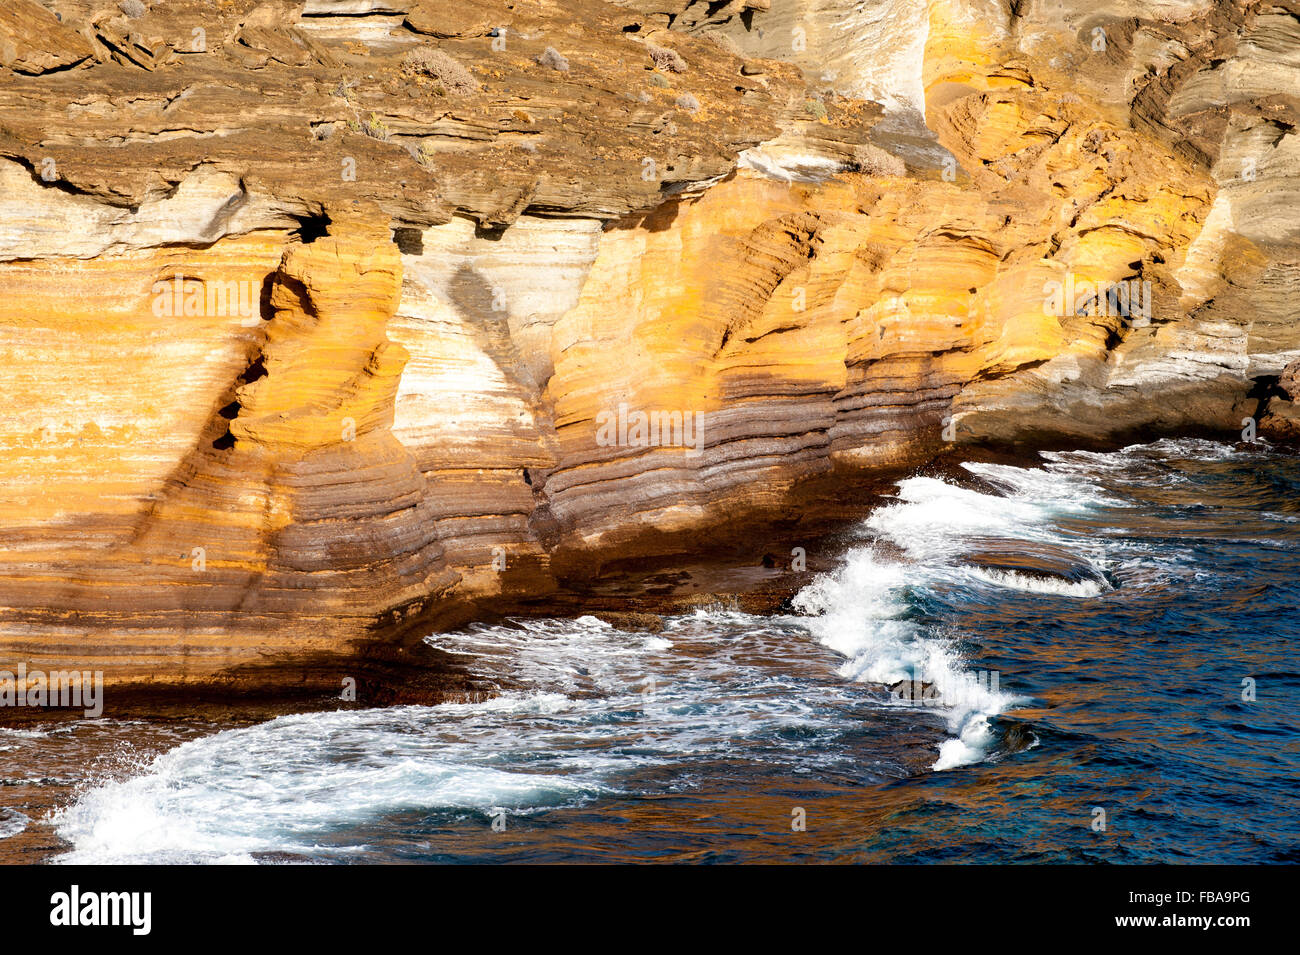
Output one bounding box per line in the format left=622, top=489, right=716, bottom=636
left=1, top=0, right=1297, bottom=706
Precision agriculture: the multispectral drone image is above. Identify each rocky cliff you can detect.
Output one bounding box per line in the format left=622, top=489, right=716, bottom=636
left=2, top=0, right=1297, bottom=708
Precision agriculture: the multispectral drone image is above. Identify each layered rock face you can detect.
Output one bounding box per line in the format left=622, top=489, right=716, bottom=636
left=1, top=0, right=1297, bottom=704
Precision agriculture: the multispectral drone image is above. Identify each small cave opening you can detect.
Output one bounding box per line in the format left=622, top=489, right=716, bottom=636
left=212, top=430, right=236, bottom=451
left=474, top=220, right=508, bottom=241
left=237, top=357, right=268, bottom=385
left=292, top=213, right=332, bottom=244
left=1248, top=374, right=1284, bottom=421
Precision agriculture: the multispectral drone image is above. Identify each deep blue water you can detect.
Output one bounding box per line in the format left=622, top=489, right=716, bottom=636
left=5, top=438, right=1298, bottom=863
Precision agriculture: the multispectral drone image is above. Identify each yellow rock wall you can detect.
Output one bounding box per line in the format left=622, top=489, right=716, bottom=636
left=0, top=0, right=1295, bottom=702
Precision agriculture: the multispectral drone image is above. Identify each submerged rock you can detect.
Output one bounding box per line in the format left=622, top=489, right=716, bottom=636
left=1001, top=722, right=1037, bottom=756
left=590, top=612, right=665, bottom=633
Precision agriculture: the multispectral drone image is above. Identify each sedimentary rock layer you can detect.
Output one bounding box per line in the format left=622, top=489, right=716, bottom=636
left=1, top=0, right=1297, bottom=704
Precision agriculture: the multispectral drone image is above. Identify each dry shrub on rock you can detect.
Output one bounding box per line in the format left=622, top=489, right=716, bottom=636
left=849, top=143, right=906, bottom=177
left=401, top=47, right=479, bottom=94
left=648, top=46, right=687, bottom=73
left=537, top=47, right=570, bottom=71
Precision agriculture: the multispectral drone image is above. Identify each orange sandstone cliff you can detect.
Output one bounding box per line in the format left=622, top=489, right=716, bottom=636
left=1, top=0, right=1298, bottom=707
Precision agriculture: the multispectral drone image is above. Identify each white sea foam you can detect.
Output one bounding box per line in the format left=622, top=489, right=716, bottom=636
left=794, top=458, right=1120, bottom=769
left=54, top=615, right=865, bottom=864
left=964, top=566, right=1108, bottom=597
left=52, top=693, right=627, bottom=865
left=0, top=808, right=29, bottom=839
left=793, top=544, right=1025, bottom=771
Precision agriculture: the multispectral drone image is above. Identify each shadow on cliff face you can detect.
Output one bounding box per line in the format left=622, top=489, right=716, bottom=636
left=610, top=194, right=684, bottom=234
left=446, top=261, right=545, bottom=394
left=392, top=227, right=423, bottom=255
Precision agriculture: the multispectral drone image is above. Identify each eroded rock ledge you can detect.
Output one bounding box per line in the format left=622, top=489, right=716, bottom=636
left=1, top=0, right=1298, bottom=708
